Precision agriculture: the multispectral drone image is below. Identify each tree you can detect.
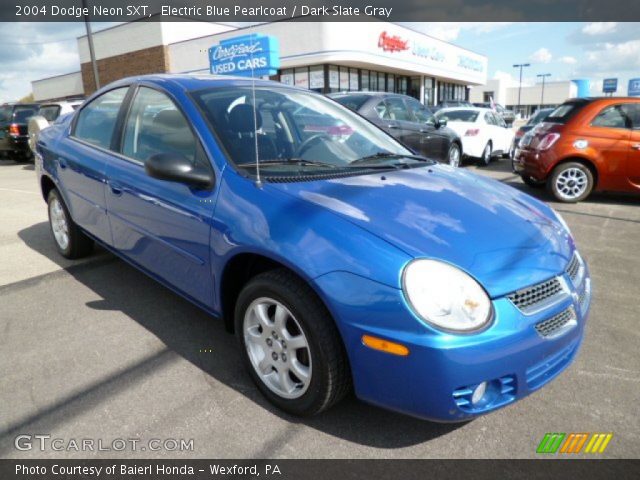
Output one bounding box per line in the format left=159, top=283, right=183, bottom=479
left=18, top=93, right=35, bottom=103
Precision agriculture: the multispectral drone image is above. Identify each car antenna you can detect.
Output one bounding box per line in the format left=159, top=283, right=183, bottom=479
left=250, top=34, right=262, bottom=188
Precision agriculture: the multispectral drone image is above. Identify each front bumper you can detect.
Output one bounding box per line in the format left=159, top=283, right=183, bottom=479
left=316, top=258, right=591, bottom=422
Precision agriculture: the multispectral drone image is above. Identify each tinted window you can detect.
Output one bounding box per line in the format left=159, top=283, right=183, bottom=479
left=627, top=104, right=640, bottom=129
left=527, top=109, right=553, bottom=125
left=74, top=88, right=128, bottom=149
left=374, top=100, right=390, bottom=120
left=332, top=95, right=370, bottom=112
left=0, top=106, right=10, bottom=122
left=405, top=98, right=434, bottom=123
left=591, top=105, right=632, bottom=129
left=385, top=97, right=411, bottom=121
left=13, top=107, right=37, bottom=123
left=38, top=105, right=61, bottom=122
left=122, top=87, right=197, bottom=164
left=546, top=100, right=588, bottom=124
left=436, top=110, right=479, bottom=122
left=484, top=112, right=497, bottom=126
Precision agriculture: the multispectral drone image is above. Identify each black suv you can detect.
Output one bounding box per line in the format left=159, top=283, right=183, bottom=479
left=0, top=103, right=39, bottom=161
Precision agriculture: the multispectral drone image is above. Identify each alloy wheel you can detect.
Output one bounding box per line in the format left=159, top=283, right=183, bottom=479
left=49, top=197, right=69, bottom=251
left=555, top=168, right=588, bottom=200
left=448, top=145, right=460, bottom=168
left=243, top=297, right=312, bottom=399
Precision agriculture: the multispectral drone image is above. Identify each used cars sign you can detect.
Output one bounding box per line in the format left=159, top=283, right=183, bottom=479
left=209, top=34, right=279, bottom=77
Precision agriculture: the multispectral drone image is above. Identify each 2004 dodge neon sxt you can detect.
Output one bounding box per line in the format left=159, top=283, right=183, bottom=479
left=35, top=75, right=591, bottom=421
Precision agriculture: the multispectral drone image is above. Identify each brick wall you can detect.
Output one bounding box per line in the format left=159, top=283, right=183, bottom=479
left=81, top=45, right=170, bottom=95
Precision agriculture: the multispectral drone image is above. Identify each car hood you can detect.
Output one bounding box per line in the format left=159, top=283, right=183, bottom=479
left=270, top=165, right=573, bottom=298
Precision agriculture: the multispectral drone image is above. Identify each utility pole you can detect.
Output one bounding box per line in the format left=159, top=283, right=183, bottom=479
left=82, top=0, right=100, bottom=92
left=537, top=73, right=551, bottom=108
left=513, top=63, right=530, bottom=118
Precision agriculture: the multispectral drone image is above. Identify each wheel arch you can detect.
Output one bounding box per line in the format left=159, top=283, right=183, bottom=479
left=40, top=175, right=57, bottom=202
left=552, top=156, right=599, bottom=188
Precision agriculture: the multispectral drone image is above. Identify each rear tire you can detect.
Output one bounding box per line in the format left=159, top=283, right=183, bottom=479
left=547, top=162, right=594, bottom=203
left=447, top=143, right=461, bottom=167
left=47, top=189, right=94, bottom=259
left=478, top=142, right=492, bottom=166
left=521, top=175, right=545, bottom=188
left=235, top=269, right=351, bottom=416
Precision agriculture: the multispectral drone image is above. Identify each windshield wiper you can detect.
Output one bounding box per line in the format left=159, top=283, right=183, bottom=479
left=237, top=158, right=339, bottom=169
left=350, top=152, right=434, bottom=166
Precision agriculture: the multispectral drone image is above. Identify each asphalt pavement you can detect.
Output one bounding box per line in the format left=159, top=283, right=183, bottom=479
left=1, top=156, right=639, bottom=459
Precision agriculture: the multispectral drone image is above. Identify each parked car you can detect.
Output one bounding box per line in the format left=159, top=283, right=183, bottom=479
left=435, top=107, right=515, bottom=165
left=510, top=108, right=554, bottom=159
left=330, top=92, right=463, bottom=166
left=0, top=103, right=39, bottom=161
left=36, top=75, right=590, bottom=421
left=514, top=97, right=640, bottom=202
left=432, top=100, right=473, bottom=112
left=28, top=100, right=84, bottom=154
left=473, top=102, right=516, bottom=126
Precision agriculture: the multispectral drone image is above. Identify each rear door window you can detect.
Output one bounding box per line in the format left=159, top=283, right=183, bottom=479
left=121, top=87, right=198, bottom=165
left=591, top=105, right=632, bottom=129
left=73, top=88, right=129, bottom=150
left=385, top=97, right=411, bottom=121
left=38, top=105, right=61, bottom=122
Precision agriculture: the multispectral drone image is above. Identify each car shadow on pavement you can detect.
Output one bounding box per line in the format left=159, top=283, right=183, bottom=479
left=15, top=222, right=463, bottom=449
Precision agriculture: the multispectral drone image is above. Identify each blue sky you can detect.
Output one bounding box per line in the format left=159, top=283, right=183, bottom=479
left=404, top=22, right=640, bottom=94
left=0, top=22, right=639, bottom=101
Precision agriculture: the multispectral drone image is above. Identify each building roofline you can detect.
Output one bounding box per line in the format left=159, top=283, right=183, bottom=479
left=31, top=71, right=81, bottom=84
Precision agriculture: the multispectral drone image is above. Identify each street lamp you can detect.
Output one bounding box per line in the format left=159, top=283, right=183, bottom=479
left=513, top=63, right=530, bottom=118
left=537, top=73, right=551, bottom=108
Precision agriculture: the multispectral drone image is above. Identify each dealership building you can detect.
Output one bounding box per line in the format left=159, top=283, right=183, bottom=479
left=32, top=19, right=488, bottom=107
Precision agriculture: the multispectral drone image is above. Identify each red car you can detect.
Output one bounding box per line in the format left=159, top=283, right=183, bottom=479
left=513, top=97, right=640, bottom=202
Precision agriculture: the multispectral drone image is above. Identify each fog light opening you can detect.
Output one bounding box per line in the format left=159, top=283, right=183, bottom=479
left=471, top=382, right=487, bottom=405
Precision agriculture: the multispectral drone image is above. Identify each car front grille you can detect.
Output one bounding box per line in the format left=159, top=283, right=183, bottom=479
left=508, top=277, right=566, bottom=314
left=566, top=252, right=581, bottom=285
left=534, top=307, right=577, bottom=338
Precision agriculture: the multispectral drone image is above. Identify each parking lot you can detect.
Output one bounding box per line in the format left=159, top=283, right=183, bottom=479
left=1, top=155, right=639, bottom=459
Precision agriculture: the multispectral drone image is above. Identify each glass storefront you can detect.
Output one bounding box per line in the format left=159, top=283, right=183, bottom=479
left=437, top=80, right=469, bottom=103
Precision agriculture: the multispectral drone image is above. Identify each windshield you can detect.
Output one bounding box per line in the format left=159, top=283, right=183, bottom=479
left=546, top=101, right=588, bottom=124
left=38, top=105, right=61, bottom=122
left=191, top=86, right=418, bottom=177
left=436, top=109, right=479, bottom=122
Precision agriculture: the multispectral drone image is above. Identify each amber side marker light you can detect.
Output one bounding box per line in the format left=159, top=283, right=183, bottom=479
left=362, top=335, right=410, bottom=356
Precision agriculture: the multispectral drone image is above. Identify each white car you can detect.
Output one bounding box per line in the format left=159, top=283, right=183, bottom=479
left=28, top=100, right=84, bottom=153
left=435, top=107, right=514, bottom=166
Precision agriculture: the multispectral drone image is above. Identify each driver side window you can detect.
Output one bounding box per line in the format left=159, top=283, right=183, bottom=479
left=121, top=87, right=198, bottom=164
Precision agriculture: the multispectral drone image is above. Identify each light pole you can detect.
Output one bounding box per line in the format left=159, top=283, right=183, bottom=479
left=537, top=73, right=551, bottom=108
left=82, top=0, right=100, bottom=92
left=513, top=63, right=530, bottom=118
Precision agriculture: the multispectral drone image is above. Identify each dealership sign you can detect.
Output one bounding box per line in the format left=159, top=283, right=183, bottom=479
left=629, top=78, right=640, bottom=97
left=209, top=34, right=279, bottom=77
left=602, top=78, right=618, bottom=93
left=376, top=31, right=484, bottom=73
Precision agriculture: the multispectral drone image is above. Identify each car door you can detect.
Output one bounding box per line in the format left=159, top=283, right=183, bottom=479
left=59, top=86, right=130, bottom=243
left=588, top=103, right=632, bottom=191
left=104, top=85, right=217, bottom=308
left=494, top=113, right=513, bottom=152
left=406, top=97, right=448, bottom=160
left=625, top=103, right=640, bottom=190
left=367, top=98, right=408, bottom=142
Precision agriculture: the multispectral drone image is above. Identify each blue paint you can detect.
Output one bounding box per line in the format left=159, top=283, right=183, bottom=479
left=571, top=78, right=591, bottom=98
left=629, top=78, right=640, bottom=97
left=602, top=78, right=618, bottom=93
left=36, top=75, right=590, bottom=421
left=209, top=34, right=279, bottom=78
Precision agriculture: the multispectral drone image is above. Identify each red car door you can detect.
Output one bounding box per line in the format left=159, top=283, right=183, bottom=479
left=626, top=103, right=640, bottom=190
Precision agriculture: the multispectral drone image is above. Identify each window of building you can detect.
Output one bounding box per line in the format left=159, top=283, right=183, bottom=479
left=361, top=70, right=370, bottom=91
left=309, top=66, right=324, bottom=91
left=349, top=69, right=359, bottom=91
left=280, top=69, right=294, bottom=86
left=294, top=68, right=309, bottom=89
left=73, top=87, right=128, bottom=150
left=328, top=66, right=339, bottom=90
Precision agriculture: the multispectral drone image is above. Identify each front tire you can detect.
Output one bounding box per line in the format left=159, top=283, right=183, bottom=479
left=47, top=189, right=94, bottom=259
left=447, top=143, right=461, bottom=168
left=547, top=162, right=594, bottom=203
left=235, top=269, right=351, bottom=416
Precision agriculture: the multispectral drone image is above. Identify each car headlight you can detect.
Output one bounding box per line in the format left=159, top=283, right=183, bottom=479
left=551, top=208, right=572, bottom=236
left=402, top=259, right=492, bottom=333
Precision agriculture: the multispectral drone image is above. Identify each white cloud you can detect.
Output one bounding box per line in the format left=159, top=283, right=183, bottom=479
left=530, top=47, right=552, bottom=64
left=558, top=56, right=578, bottom=65
left=582, top=22, right=618, bottom=36
left=583, top=40, right=640, bottom=73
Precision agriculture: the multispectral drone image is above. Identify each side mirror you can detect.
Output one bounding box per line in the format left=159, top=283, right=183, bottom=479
left=436, top=117, right=447, bottom=128
left=145, top=153, right=213, bottom=189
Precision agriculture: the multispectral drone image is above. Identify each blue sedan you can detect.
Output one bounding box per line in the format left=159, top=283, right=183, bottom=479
left=35, top=75, right=591, bottom=421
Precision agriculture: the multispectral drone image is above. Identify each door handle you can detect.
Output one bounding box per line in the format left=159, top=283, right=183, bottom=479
left=109, top=182, right=123, bottom=196
left=387, top=124, right=399, bottom=129
left=58, top=157, right=67, bottom=169
left=632, top=144, right=640, bottom=150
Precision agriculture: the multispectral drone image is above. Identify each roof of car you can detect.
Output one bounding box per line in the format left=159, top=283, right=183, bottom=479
left=107, top=74, right=291, bottom=93
left=437, top=106, right=494, bottom=114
